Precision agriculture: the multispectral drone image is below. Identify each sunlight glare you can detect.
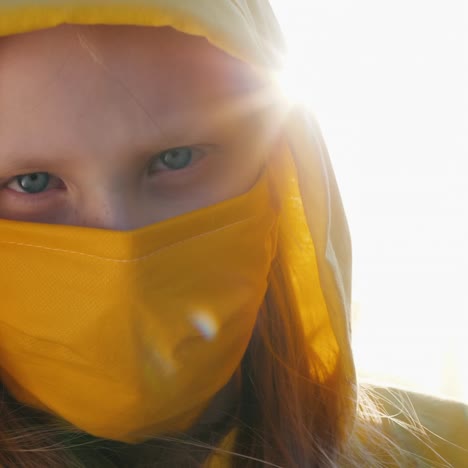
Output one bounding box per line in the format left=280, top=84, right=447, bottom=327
left=273, top=55, right=317, bottom=109
left=271, top=0, right=468, bottom=403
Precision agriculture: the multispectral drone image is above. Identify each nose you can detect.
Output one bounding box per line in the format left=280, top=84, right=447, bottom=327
left=76, top=191, right=140, bottom=231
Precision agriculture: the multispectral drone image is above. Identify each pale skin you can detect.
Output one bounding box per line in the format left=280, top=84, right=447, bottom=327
left=0, top=25, right=282, bottom=438
left=0, top=24, right=280, bottom=228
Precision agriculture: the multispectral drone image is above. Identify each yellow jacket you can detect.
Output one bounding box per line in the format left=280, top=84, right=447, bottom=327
left=0, top=1, right=466, bottom=466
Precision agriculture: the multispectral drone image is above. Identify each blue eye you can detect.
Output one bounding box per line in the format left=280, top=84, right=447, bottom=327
left=159, top=148, right=193, bottom=170
left=14, top=172, right=50, bottom=194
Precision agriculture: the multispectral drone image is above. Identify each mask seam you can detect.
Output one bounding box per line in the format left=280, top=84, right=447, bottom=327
left=0, top=216, right=259, bottom=263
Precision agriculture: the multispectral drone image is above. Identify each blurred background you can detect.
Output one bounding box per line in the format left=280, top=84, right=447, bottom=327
left=270, top=0, right=467, bottom=402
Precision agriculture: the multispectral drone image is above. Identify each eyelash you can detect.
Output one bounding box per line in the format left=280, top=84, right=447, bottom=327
left=3, top=146, right=201, bottom=196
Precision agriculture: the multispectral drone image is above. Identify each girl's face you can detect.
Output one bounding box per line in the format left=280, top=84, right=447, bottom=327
left=0, top=25, right=278, bottom=229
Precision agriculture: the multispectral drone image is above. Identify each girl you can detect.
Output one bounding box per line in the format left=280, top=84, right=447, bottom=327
left=0, top=1, right=466, bottom=466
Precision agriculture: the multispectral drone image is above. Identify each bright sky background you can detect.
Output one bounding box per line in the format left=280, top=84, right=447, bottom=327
left=270, top=0, right=467, bottom=402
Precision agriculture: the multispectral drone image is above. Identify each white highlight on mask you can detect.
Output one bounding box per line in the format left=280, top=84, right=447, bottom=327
left=190, top=311, right=219, bottom=341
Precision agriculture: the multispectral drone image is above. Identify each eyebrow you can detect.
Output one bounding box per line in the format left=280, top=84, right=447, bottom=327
left=0, top=154, right=73, bottom=172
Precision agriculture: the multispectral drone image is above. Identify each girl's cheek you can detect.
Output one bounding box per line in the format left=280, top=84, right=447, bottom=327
left=0, top=192, right=69, bottom=224
left=0, top=210, right=65, bottom=224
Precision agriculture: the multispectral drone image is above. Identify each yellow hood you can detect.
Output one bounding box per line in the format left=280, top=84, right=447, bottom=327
left=0, top=0, right=355, bottom=442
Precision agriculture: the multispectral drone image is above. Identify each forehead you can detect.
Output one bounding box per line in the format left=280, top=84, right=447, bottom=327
left=0, top=24, right=259, bottom=117
left=0, top=25, right=266, bottom=160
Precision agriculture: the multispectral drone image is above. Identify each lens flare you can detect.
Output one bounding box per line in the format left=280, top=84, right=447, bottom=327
left=190, top=311, right=219, bottom=341
left=272, top=56, right=318, bottom=110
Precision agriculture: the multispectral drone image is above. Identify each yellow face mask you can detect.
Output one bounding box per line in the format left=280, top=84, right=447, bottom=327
left=0, top=171, right=279, bottom=443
